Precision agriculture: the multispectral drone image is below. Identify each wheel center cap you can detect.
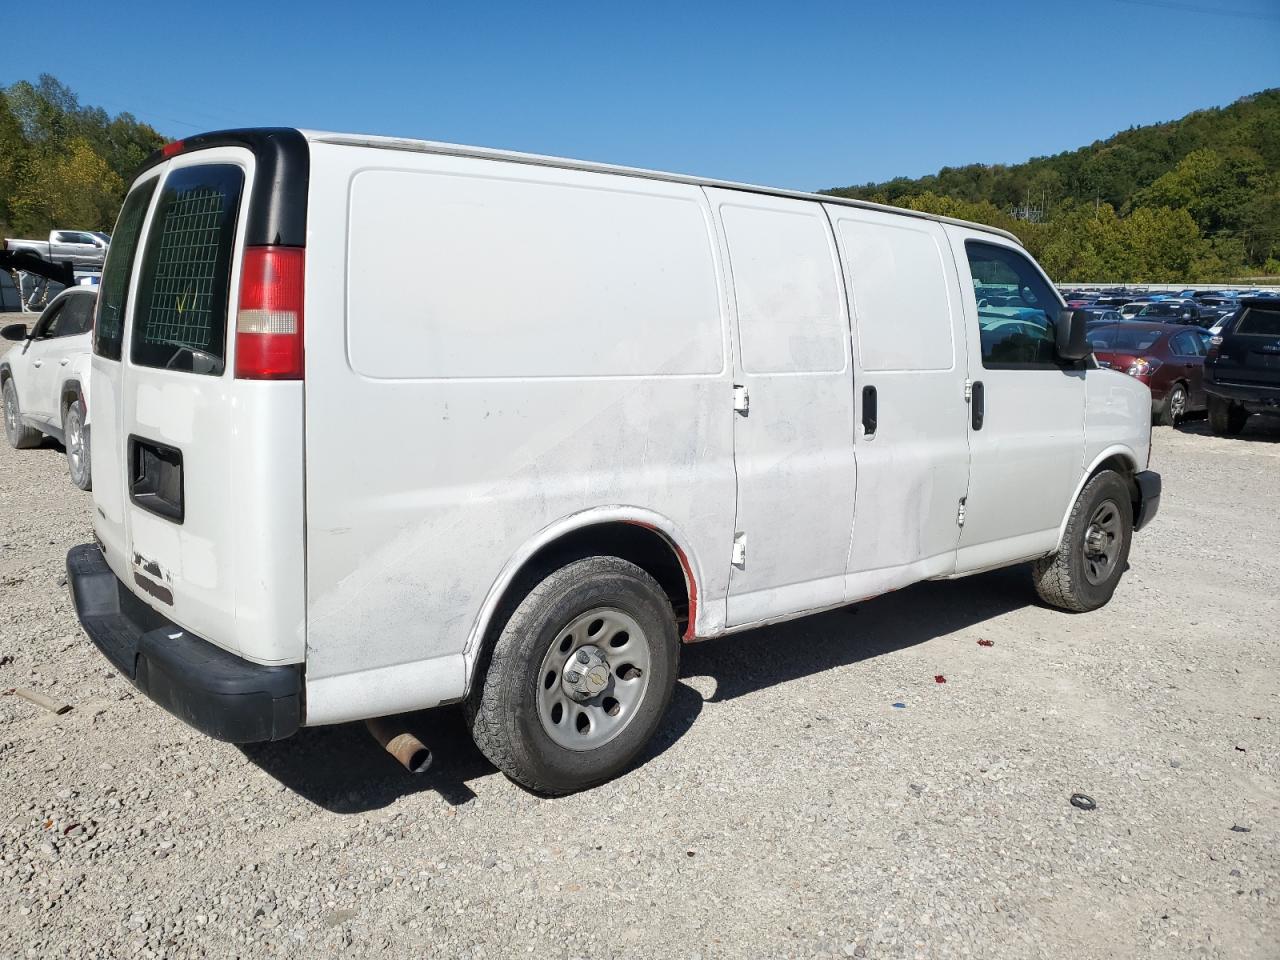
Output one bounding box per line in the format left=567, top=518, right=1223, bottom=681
left=1085, top=525, right=1107, bottom=556
left=562, top=645, right=611, bottom=702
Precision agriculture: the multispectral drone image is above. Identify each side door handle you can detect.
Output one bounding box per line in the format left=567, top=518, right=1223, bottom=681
left=971, top=380, right=985, bottom=431
left=60, top=358, right=70, bottom=366
left=31, top=359, right=43, bottom=368
left=861, top=385, right=877, bottom=437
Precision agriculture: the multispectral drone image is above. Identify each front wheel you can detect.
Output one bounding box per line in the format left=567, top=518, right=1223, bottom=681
left=3, top=379, right=42, bottom=449
left=466, top=556, right=679, bottom=795
left=1032, top=470, right=1133, bottom=613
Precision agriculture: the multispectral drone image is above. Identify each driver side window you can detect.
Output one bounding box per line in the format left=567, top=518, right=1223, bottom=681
left=35, top=302, right=66, bottom=339
left=965, top=241, right=1062, bottom=369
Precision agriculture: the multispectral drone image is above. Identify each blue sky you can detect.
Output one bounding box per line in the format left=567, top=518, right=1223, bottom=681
left=6, top=0, right=1279, bottom=190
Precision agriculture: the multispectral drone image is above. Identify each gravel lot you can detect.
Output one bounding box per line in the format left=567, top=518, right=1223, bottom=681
left=1, top=419, right=1277, bottom=959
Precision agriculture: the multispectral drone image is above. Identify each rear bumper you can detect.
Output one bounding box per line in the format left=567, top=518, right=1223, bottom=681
left=1205, top=381, right=1280, bottom=414
left=66, top=543, right=301, bottom=743
left=1134, top=470, right=1161, bottom=532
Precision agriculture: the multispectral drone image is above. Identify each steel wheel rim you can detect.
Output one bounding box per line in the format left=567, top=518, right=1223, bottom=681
left=1170, top=387, right=1186, bottom=420
left=536, top=607, right=652, bottom=751
left=67, top=410, right=82, bottom=474
left=1082, top=499, right=1123, bottom=585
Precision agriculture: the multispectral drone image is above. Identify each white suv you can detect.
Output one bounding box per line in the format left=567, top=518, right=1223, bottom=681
left=2, top=286, right=97, bottom=489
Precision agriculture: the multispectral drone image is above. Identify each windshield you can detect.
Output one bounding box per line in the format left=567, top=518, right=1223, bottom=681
left=1138, top=303, right=1182, bottom=317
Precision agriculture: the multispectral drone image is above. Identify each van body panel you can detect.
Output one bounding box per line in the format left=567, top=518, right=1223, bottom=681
left=305, top=653, right=465, bottom=726
left=825, top=206, right=972, bottom=596
left=943, top=226, right=1086, bottom=572
left=706, top=188, right=856, bottom=627
left=1082, top=372, right=1151, bottom=479
left=301, top=142, right=736, bottom=710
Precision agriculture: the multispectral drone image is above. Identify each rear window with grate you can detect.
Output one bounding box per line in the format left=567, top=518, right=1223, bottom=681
left=131, top=164, right=244, bottom=375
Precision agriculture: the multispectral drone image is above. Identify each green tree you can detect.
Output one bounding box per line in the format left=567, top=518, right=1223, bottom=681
left=10, top=138, right=124, bottom=234
left=0, top=93, right=27, bottom=230
left=1, top=75, right=166, bottom=236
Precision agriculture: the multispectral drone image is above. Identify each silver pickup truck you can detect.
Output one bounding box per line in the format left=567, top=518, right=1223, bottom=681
left=3, top=230, right=109, bottom=269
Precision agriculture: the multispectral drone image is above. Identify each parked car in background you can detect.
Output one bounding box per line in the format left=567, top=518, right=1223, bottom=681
left=1208, top=308, right=1237, bottom=336
left=1120, top=300, right=1153, bottom=319
left=1136, top=301, right=1202, bottom=325
left=1204, top=297, right=1280, bottom=435
left=1090, top=321, right=1208, bottom=424
left=1081, top=306, right=1123, bottom=324
left=1, top=286, right=98, bottom=488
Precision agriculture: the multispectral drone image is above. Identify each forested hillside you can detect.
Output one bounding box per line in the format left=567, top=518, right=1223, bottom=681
left=824, top=90, right=1280, bottom=282
left=0, top=75, right=164, bottom=237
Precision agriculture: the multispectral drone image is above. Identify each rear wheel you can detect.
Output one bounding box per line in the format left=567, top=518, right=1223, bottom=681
left=63, top=399, right=91, bottom=490
left=1032, top=470, right=1133, bottom=613
left=3, top=378, right=42, bottom=449
left=466, top=556, right=679, bottom=795
left=1155, top=382, right=1187, bottom=426
left=1207, top=396, right=1248, bottom=436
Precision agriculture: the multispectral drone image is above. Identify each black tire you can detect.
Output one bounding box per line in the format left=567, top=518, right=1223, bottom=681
left=466, top=556, right=679, bottom=795
left=63, top=399, right=91, bottom=490
left=1207, top=396, right=1248, bottom=436
left=1032, top=470, right=1133, bottom=613
left=1155, top=382, right=1187, bottom=426
left=3, top=378, right=42, bottom=449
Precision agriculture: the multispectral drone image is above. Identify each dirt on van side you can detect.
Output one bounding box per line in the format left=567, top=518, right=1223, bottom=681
left=1, top=419, right=1277, bottom=960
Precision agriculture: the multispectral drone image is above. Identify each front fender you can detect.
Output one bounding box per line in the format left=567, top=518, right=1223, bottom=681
left=1055, top=444, right=1140, bottom=550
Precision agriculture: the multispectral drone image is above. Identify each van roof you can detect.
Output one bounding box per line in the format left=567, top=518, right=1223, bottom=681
left=137, top=127, right=1023, bottom=246
left=302, top=129, right=1023, bottom=245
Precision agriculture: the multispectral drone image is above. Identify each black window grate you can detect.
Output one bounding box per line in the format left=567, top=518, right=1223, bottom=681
left=131, top=163, right=243, bottom=374
left=141, top=186, right=227, bottom=348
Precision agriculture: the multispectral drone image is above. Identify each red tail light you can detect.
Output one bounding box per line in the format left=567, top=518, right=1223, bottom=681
left=235, top=246, right=304, bottom=380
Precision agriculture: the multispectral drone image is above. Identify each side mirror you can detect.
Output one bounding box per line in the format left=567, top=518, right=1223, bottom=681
left=1, top=322, right=29, bottom=342
left=1055, top=309, right=1090, bottom=362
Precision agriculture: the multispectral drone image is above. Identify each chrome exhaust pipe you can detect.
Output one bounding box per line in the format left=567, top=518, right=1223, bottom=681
left=365, top=717, right=432, bottom=774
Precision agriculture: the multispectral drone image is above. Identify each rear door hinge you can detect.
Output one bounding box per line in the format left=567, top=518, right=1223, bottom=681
left=733, top=384, right=750, bottom=415
left=956, top=497, right=967, bottom=527
left=731, top=532, right=747, bottom=567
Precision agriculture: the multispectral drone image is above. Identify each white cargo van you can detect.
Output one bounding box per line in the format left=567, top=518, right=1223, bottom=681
left=67, top=129, right=1160, bottom=794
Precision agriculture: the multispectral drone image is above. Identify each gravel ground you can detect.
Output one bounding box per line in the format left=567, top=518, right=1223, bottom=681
left=1, top=419, right=1277, bottom=960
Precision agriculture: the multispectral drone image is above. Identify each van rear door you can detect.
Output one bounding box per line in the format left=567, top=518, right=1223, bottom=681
left=96, top=142, right=307, bottom=666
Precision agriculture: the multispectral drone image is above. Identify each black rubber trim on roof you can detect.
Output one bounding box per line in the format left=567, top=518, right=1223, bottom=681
left=134, top=128, right=309, bottom=248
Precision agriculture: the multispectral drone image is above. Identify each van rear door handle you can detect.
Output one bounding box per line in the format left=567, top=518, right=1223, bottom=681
left=32, top=359, right=43, bottom=368
left=861, top=385, right=877, bottom=437
left=971, top=381, right=985, bottom=431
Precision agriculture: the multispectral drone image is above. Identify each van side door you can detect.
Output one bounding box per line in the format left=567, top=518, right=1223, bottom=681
left=706, top=189, right=856, bottom=627
left=824, top=206, right=972, bottom=597
left=946, top=229, right=1086, bottom=570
